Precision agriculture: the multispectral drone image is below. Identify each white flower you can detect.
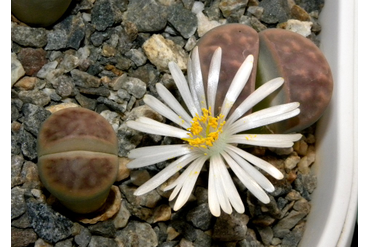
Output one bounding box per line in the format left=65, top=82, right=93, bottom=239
left=126, top=46, right=301, bottom=217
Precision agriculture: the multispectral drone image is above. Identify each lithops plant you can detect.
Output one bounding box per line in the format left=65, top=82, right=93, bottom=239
left=255, top=28, right=333, bottom=133
left=197, top=24, right=333, bottom=134
left=38, top=107, right=119, bottom=214
left=11, top=0, right=72, bottom=27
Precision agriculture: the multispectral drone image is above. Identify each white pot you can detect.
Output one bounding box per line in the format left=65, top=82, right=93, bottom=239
left=299, top=0, right=358, bottom=246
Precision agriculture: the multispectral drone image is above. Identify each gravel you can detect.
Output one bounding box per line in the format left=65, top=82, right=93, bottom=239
left=11, top=0, right=324, bottom=246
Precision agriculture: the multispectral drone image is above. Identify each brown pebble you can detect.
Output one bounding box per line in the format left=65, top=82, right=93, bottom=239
left=13, top=76, right=37, bottom=90
left=291, top=5, right=311, bottom=21
left=17, top=48, right=47, bottom=76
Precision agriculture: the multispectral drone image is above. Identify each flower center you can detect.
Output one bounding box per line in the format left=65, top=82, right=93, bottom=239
left=183, top=108, right=226, bottom=150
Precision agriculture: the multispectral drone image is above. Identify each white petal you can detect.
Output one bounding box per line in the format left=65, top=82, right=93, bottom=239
left=220, top=54, right=254, bottom=118
left=128, top=144, right=189, bottom=159
left=229, top=133, right=302, bottom=148
left=221, top=150, right=270, bottom=204
left=144, top=94, right=191, bottom=129
left=172, top=156, right=207, bottom=211
left=229, top=102, right=300, bottom=134
left=189, top=46, right=207, bottom=110
left=128, top=117, right=189, bottom=139
left=187, top=57, right=202, bottom=114
left=225, top=145, right=275, bottom=192
left=226, top=145, right=284, bottom=180
left=126, top=145, right=191, bottom=169
left=210, top=154, right=232, bottom=214
left=226, top=77, right=284, bottom=126
left=207, top=47, right=222, bottom=116
left=208, top=163, right=221, bottom=216
left=156, top=83, right=193, bottom=124
left=134, top=153, right=199, bottom=196
left=169, top=61, right=199, bottom=116
left=218, top=152, right=245, bottom=214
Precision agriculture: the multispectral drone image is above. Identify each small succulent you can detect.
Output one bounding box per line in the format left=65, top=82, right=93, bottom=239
left=256, top=28, right=333, bottom=133
left=37, top=107, right=118, bottom=214
left=11, top=0, right=72, bottom=27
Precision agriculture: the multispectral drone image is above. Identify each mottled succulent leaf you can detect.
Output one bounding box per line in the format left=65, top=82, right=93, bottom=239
left=38, top=107, right=119, bottom=214
left=255, top=28, right=333, bottom=133
left=196, top=24, right=259, bottom=116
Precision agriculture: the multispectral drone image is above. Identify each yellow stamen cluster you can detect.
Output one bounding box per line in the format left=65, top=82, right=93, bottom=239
left=183, top=108, right=225, bottom=149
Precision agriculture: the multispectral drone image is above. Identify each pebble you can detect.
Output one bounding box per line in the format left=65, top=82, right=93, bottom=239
left=88, top=220, right=116, bottom=238
left=116, top=221, right=158, bottom=247
left=13, top=76, right=37, bottom=91
left=259, top=0, right=289, bottom=24
left=27, top=199, right=74, bottom=243
left=123, top=0, right=168, bottom=32
left=11, top=53, right=25, bottom=86
left=18, top=90, right=51, bottom=107
left=192, top=2, right=222, bottom=37
left=219, top=0, right=248, bottom=19
left=45, top=14, right=85, bottom=50
left=122, top=76, right=147, bottom=98
left=113, top=202, right=131, bottom=229
left=74, top=226, right=92, bottom=247
left=167, top=4, right=197, bottom=39
left=11, top=155, right=24, bottom=188
left=186, top=203, right=213, bottom=230
left=91, top=0, right=122, bottom=31
left=21, top=103, right=51, bottom=136
left=88, top=236, right=118, bottom=247
left=11, top=187, right=26, bottom=220
left=11, top=25, right=48, bottom=48
left=125, top=49, right=148, bottom=67
left=36, top=61, right=59, bottom=79
left=17, top=48, right=47, bottom=76
left=142, top=34, right=188, bottom=72
left=212, top=212, right=249, bottom=241
left=11, top=227, right=38, bottom=247
left=70, top=69, right=101, bottom=88
left=282, top=19, right=313, bottom=37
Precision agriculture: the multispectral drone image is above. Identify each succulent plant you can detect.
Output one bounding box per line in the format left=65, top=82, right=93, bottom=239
left=196, top=24, right=333, bottom=134
left=37, top=107, right=118, bottom=214
left=256, top=28, right=333, bottom=133
left=11, top=0, right=72, bottom=27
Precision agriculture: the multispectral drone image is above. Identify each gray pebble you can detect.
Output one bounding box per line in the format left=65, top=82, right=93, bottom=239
left=186, top=203, right=213, bottom=230
left=125, top=49, right=147, bottom=67
left=75, top=93, right=97, bottom=110
left=11, top=25, right=47, bottom=48
left=11, top=187, right=26, bottom=220
left=71, top=69, right=101, bottom=88
left=74, top=227, right=92, bottom=247
left=11, top=155, right=24, bottom=188
left=91, top=0, right=121, bottom=31
left=45, top=14, right=85, bottom=51
left=27, top=199, right=74, bottom=243
left=123, top=0, right=168, bottom=32
left=88, top=235, right=118, bottom=247
left=18, top=128, right=38, bottom=160
left=281, top=221, right=305, bottom=247
left=116, top=221, right=158, bottom=247
left=122, top=77, right=147, bottom=99
left=167, top=4, right=197, bottom=39
left=21, top=103, right=51, bottom=136
left=87, top=220, right=116, bottom=238
left=212, top=212, right=249, bottom=241
left=259, top=0, right=289, bottom=24
left=97, top=96, right=127, bottom=113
